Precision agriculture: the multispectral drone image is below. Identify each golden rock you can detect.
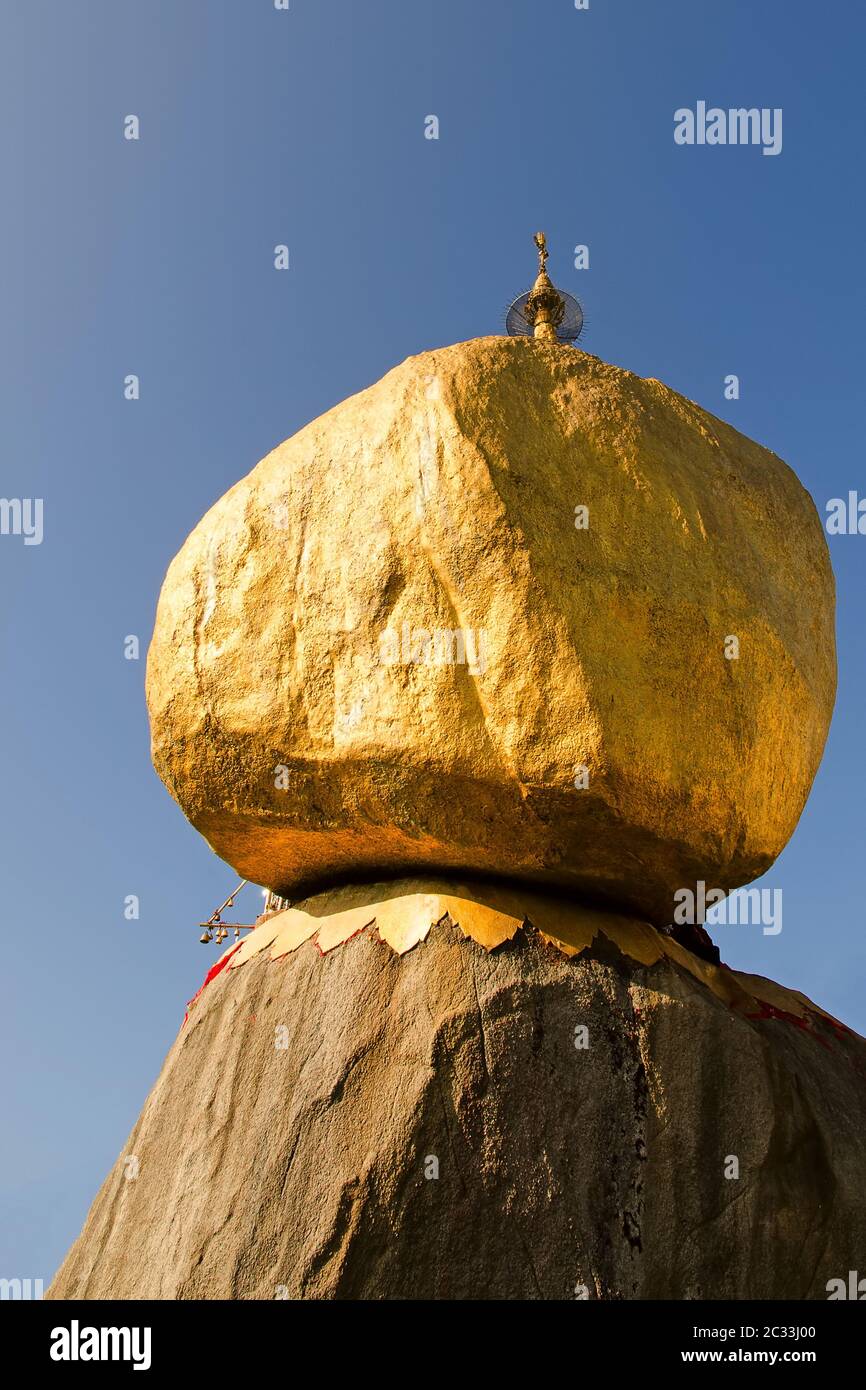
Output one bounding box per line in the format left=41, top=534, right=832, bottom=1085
left=145, top=337, right=835, bottom=925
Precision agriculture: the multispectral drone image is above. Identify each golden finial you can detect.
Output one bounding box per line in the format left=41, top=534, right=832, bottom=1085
left=505, top=233, right=585, bottom=346
left=524, top=231, right=566, bottom=342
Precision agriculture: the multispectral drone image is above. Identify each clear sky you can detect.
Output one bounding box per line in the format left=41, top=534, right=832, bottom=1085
left=2, top=0, right=864, bottom=1287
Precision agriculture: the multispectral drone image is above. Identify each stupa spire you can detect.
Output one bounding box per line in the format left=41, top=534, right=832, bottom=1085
left=505, top=232, right=585, bottom=345
left=524, top=230, right=566, bottom=341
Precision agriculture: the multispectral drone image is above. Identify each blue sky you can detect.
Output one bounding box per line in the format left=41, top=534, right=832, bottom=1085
left=1, top=0, right=864, bottom=1285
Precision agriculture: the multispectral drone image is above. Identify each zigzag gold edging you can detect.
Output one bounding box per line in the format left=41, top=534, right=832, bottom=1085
left=203, top=882, right=843, bottom=1035
left=224, top=891, right=522, bottom=969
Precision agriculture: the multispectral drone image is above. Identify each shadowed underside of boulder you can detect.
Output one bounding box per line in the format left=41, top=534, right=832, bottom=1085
left=48, top=890, right=866, bottom=1301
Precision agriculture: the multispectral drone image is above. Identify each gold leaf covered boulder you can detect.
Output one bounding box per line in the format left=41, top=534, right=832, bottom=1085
left=145, top=337, right=835, bottom=926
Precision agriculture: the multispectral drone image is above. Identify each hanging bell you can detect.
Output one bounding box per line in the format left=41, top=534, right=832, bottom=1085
left=200, top=929, right=213, bottom=944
